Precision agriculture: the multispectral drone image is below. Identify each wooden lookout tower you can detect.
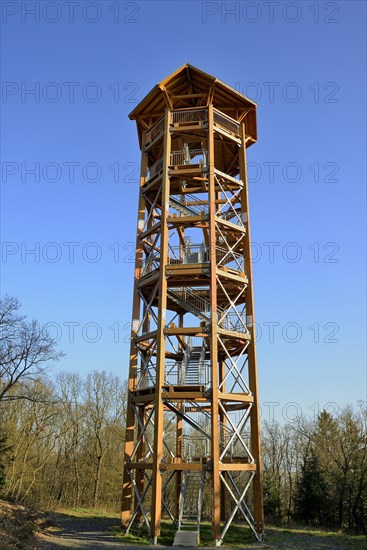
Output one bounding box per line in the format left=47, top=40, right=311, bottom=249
left=121, top=64, right=264, bottom=545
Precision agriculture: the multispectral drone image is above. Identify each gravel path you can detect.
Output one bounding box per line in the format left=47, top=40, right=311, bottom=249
left=37, top=514, right=133, bottom=549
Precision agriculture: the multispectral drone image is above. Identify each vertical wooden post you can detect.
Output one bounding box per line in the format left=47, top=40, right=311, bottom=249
left=219, top=359, right=226, bottom=522
left=150, top=110, right=172, bottom=544
left=121, top=135, right=148, bottom=527
left=239, top=122, right=264, bottom=536
left=208, top=104, right=221, bottom=543
left=175, top=314, right=184, bottom=519
left=135, top=405, right=145, bottom=523
left=175, top=416, right=183, bottom=519
left=135, top=301, right=150, bottom=521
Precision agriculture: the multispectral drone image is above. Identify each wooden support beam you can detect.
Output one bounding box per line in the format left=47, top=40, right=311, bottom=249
left=150, top=110, right=171, bottom=543
left=239, top=121, right=264, bottom=536
left=163, top=463, right=205, bottom=471
left=216, top=268, right=248, bottom=285
left=134, top=330, right=158, bottom=344
left=220, top=463, right=257, bottom=472
left=131, top=393, right=155, bottom=404
left=218, top=391, right=254, bottom=403
left=219, top=359, right=226, bottom=522
left=161, top=391, right=207, bottom=400
left=168, top=214, right=207, bottom=226
left=137, top=271, right=159, bottom=289
left=135, top=406, right=145, bottom=522
left=164, top=327, right=208, bottom=337
left=121, top=135, right=148, bottom=528
left=139, top=222, right=161, bottom=240
left=171, top=93, right=207, bottom=99
left=175, top=313, right=184, bottom=521
left=215, top=215, right=246, bottom=233
left=217, top=327, right=251, bottom=340
left=127, top=462, right=153, bottom=470
left=208, top=104, right=221, bottom=543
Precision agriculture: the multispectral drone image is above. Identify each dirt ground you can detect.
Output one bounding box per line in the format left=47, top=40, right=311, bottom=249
left=1, top=501, right=365, bottom=550
left=36, top=512, right=366, bottom=550
left=37, top=512, right=127, bottom=549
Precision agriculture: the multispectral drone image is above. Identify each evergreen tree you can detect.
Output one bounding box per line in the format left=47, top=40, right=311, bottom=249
left=295, top=448, right=328, bottom=525
left=263, top=470, right=282, bottom=522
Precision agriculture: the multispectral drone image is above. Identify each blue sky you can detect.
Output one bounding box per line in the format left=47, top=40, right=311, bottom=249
left=1, top=0, right=366, bottom=422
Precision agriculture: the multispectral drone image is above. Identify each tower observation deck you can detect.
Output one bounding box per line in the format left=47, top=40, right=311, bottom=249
left=121, top=64, right=264, bottom=546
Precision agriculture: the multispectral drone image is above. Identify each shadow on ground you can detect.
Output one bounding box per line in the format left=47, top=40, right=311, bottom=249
left=38, top=511, right=127, bottom=549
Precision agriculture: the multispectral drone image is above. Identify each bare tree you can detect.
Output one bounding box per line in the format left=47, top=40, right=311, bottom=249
left=55, top=371, right=86, bottom=507
left=83, top=371, right=126, bottom=507
left=0, top=296, right=63, bottom=401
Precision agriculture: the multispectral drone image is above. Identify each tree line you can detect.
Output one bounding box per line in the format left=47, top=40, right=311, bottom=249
left=0, top=295, right=126, bottom=510
left=1, top=372, right=126, bottom=510
left=262, top=407, right=367, bottom=533
left=0, top=296, right=366, bottom=533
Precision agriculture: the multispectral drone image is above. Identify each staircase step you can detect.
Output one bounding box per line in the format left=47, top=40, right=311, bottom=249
left=169, top=198, right=198, bottom=217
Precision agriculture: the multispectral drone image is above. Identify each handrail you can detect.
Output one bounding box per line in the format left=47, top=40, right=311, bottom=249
left=170, top=193, right=209, bottom=217
left=184, top=193, right=209, bottom=214
left=141, top=254, right=160, bottom=275
left=165, top=357, right=210, bottom=387
left=213, top=108, right=240, bottom=136
left=144, top=115, right=164, bottom=146
left=170, top=149, right=207, bottom=167
left=168, top=287, right=225, bottom=318
left=171, top=108, right=208, bottom=125
left=146, top=157, right=163, bottom=180
left=167, top=244, right=209, bottom=265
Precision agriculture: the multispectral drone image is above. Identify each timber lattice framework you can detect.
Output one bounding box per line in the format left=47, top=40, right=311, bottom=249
left=121, top=64, right=264, bottom=546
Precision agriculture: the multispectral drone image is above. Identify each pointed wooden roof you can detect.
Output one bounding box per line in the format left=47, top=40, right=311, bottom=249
left=129, top=64, right=257, bottom=147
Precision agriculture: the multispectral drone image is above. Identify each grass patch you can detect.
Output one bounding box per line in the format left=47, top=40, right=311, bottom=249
left=265, top=524, right=366, bottom=549
left=52, top=508, right=367, bottom=549
left=115, top=519, right=366, bottom=549
left=116, top=520, right=259, bottom=547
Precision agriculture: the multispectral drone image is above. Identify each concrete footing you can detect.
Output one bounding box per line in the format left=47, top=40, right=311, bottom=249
left=173, top=530, right=199, bottom=547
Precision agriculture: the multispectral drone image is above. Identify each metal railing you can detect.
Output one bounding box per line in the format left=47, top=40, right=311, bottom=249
left=184, top=402, right=234, bottom=452
left=145, top=115, right=164, bottom=145
left=142, top=241, right=245, bottom=275
left=146, top=157, right=163, bottom=180
left=136, top=365, right=156, bottom=389
left=220, top=433, right=251, bottom=458
left=168, top=244, right=209, bottom=265
left=170, top=193, right=209, bottom=216
left=141, top=254, right=160, bottom=275
left=217, top=208, right=243, bottom=223
left=213, top=108, right=240, bottom=136
left=146, top=148, right=208, bottom=179
left=164, top=360, right=210, bottom=387
left=219, top=312, right=250, bottom=335
left=171, top=108, right=208, bottom=125
left=169, top=287, right=214, bottom=319
left=150, top=117, right=164, bottom=140
left=182, top=435, right=210, bottom=459
left=138, top=360, right=210, bottom=388
left=170, top=149, right=207, bottom=167
left=164, top=362, right=179, bottom=386
left=142, top=243, right=210, bottom=274
left=184, top=193, right=209, bottom=214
